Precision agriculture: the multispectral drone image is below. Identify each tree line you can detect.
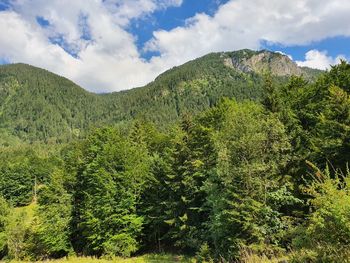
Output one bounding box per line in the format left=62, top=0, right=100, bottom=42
left=0, top=51, right=318, bottom=145
left=0, top=62, right=350, bottom=262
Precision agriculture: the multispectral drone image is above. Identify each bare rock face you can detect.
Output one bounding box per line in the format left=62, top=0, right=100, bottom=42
left=224, top=50, right=303, bottom=76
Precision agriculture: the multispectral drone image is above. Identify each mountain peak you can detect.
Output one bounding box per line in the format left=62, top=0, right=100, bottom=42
left=223, top=49, right=304, bottom=76
left=0, top=49, right=322, bottom=143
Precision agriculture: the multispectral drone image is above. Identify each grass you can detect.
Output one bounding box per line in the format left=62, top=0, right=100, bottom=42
left=239, top=249, right=289, bottom=263
left=8, top=254, right=196, bottom=263
left=5, top=251, right=294, bottom=263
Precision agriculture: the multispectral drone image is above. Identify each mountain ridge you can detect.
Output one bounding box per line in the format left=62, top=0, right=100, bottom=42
left=0, top=49, right=322, bottom=144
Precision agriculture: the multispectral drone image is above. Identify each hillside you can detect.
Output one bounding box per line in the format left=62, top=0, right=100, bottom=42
left=1, top=55, right=350, bottom=262
left=0, top=64, right=103, bottom=143
left=0, top=49, right=321, bottom=144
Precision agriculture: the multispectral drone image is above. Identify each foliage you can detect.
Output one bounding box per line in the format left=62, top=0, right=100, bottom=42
left=1, top=55, right=350, bottom=262
left=28, top=169, right=73, bottom=259
left=0, top=196, right=10, bottom=257
left=69, top=127, right=151, bottom=256
left=292, top=167, right=350, bottom=261
left=195, top=243, right=213, bottom=263
left=5, top=203, right=36, bottom=260
left=0, top=50, right=319, bottom=143
left=204, top=99, right=298, bottom=260
left=8, top=253, right=195, bottom=263
left=0, top=146, right=60, bottom=206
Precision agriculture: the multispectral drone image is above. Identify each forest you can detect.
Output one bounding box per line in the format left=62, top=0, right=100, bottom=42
left=0, top=58, right=350, bottom=262
left=0, top=50, right=319, bottom=144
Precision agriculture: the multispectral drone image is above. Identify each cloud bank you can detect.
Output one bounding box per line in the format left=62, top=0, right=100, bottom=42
left=0, top=0, right=349, bottom=92
left=296, top=50, right=345, bottom=70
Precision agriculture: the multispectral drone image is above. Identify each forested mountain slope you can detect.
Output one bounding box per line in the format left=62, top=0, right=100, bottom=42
left=0, top=49, right=321, bottom=143
left=2, top=53, right=350, bottom=262
left=0, top=64, right=102, bottom=143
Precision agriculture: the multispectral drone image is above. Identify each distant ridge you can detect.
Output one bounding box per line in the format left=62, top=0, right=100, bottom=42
left=0, top=49, right=322, bottom=144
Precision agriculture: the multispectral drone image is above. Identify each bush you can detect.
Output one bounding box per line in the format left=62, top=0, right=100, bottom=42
left=292, top=166, right=350, bottom=261
left=196, top=243, right=213, bottom=263
left=103, top=233, right=138, bottom=258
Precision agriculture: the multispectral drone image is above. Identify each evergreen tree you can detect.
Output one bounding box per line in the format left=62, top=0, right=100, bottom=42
left=70, top=127, right=150, bottom=257
left=206, top=99, right=297, bottom=260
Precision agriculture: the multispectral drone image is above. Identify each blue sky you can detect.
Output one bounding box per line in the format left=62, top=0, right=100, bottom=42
left=262, top=37, right=350, bottom=62
left=127, top=1, right=350, bottom=62
left=128, top=0, right=230, bottom=59
left=0, top=0, right=349, bottom=92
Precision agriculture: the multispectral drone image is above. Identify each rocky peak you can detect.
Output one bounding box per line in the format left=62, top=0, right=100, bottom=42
left=224, top=49, right=303, bottom=76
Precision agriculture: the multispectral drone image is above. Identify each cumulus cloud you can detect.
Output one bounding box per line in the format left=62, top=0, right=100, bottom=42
left=146, top=0, right=350, bottom=67
left=296, top=50, right=346, bottom=70
left=0, top=0, right=180, bottom=92
left=0, top=11, right=79, bottom=76
left=0, top=0, right=350, bottom=92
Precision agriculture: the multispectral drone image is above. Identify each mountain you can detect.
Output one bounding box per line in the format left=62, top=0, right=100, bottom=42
left=0, top=63, right=103, bottom=144
left=224, top=49, right=311, bottom=76
left=0, top=49, right=321, bottom=144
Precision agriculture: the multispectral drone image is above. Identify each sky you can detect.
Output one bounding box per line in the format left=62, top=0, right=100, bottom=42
left=0, top=0, right=349, bottom=93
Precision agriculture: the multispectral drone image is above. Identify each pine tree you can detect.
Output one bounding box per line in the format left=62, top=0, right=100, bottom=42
left=70, top=127, right=150, bottom=257
left=206, top=99, right=295, bottom=260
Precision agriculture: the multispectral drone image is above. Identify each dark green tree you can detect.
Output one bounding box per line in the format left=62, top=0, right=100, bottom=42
left=206, top=99, right=298, bottom=260
left=70, top=127, right=151, bottom=257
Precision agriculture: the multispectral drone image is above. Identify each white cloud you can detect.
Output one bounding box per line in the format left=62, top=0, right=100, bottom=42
left=146, top=0, right=350, bottom=68
left=0, top=0, right=181, bottom=92
left=296, top=50, right=345, bottom=70
left=0, top=0, right=349, bottom=92
left=0, top=11, right=79, bottom=76
left=275, top=51, right=293, bottom=60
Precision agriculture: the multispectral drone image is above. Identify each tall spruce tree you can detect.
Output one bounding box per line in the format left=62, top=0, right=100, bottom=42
left=205, top=99, right=298, bottom=260
left=70, top=127, right=150, bottom=257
